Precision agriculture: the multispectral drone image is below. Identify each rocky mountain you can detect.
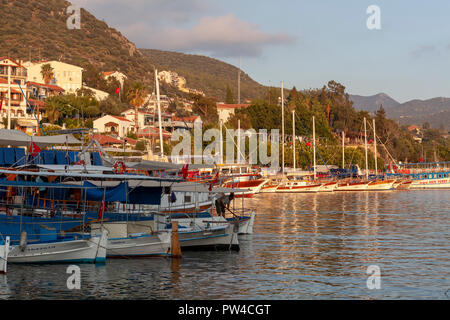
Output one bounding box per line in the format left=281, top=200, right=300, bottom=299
left=140, top=49, right=267, bottom=102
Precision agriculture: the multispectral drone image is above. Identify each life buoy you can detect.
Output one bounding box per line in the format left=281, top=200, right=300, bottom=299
left=113, top=161, right=126, bottom=174
left=76, top=159, right=86, bottom=166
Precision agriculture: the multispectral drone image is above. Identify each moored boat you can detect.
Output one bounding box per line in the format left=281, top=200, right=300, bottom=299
left=0, top=237, right=10, bottom=274
left=366, top=179, right=396, bottom=191
left=335, top=180, right=370, bottom=191
left=318, top=181, right=338, bottom=192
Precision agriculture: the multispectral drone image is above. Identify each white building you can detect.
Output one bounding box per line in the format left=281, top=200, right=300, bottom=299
left=93, top=115, right=133, bottom=138
left=24, top=60, right=83, bottom=94
left=216, top=103, right=250, bottom=123
left=103, top=71, right=127, bottom=86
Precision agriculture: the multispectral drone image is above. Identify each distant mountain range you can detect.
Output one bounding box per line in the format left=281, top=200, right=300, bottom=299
left=350, top=93, right=450, bottom=130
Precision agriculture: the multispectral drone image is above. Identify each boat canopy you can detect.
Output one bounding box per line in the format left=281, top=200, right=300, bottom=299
left=0, top=129, right=82, bottom=147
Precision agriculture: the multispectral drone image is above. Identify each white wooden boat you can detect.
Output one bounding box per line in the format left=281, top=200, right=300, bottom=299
left=394, top=180, right=412, bottom=189
left=92, top=221, right=171, bottom=258
left=318, top=181, right=338, bottom=192
left=335, top=181, right=370, bottom=191
left=174, top=222, right=239, bottom=251
left=8, top=230, right=108, bottom=264
left=366, top=179, right=396, bottom=190
left=276, top=181, right=323, bottom=193
left=0, top=237, right=10, bottom=274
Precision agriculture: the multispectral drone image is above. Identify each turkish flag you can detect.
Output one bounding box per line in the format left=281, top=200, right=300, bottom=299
left=419, top=157, right=424, bottom=163
left=29, top=142, right=41, bottom=157
left=181, top=163, right=189, bottom=179
left=115, top=87, right=120, bottom=94
left=0, top=99, right=3, bottom=112
left=368, top=139, right=373, bottom=144
left=306, top=141, right=312, bottom=146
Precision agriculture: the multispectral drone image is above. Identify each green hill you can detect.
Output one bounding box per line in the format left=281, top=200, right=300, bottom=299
left=141, top=49, right=267, bottom=102
left=0, top=0, right=154, bottom=83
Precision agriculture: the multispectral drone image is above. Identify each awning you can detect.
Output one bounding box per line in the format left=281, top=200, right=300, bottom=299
left=0, top=129, right=82, bottom=147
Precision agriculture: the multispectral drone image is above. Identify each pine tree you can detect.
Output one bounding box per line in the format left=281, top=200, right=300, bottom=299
left=225, top=85, right=235, bottom=104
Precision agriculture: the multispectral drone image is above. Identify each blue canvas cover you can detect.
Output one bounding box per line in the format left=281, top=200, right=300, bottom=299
left=92, top=152, right=102, bottom=166
left=41, top=150, right=55, bottom=164
left=4, top=148, right=15, bottom=166
left=0, top=148, right=5, bottom=166
left=15, top=148, right=26, bottom=166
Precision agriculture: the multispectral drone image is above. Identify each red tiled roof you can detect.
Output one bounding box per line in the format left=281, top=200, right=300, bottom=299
left=26, top=81, right=65, bottom=92
left=216, top=104, right=250, bottom=109
left=28, top=99, right=45, bottom=107
left=137, top=127, right=171, bottom=138
left=103, top=71, right=115, bottom=77
left=92, top=134, right=123, bottom=145
left=172, top=115, right=200, bottom=122
left=111, top=115, right=132, bottom=122
left=104, top=122, right=119, bottom=127
left=125, top=137, right=137, bottom=145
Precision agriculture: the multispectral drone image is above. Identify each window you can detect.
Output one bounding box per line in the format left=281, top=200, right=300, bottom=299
left=184, top=195, right=192, bottom=203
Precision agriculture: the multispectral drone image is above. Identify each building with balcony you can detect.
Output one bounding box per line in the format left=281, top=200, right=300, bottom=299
left=24, top=60, right=83, bottom=94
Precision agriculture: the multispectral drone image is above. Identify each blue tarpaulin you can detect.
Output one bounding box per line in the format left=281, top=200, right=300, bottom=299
left=127, top=186, right=162, bottom=205
left=82, top=181, right=128, bottom=202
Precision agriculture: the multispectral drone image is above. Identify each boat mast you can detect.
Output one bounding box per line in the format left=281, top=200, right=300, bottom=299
left=342, top=131, right=345, bottom=169
left=219, top=119, right=223, bottom=164
left=237, top=119, right=241, bottom=164
left=364, top=117, right=369, bottom=180
left=7, top=64, right=11, bottom=130
left=313, top=115, right=316, bottom=180
left=155, top=69, right=164, bottom=158
left=281, top=81, right=285, bottom=174
left=373, top=119, right=377, bottom=176
left=292, top=109, right=296, bottom=171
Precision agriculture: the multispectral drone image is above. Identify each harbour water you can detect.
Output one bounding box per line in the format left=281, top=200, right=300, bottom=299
left=0, top=190, right=448, bottom=300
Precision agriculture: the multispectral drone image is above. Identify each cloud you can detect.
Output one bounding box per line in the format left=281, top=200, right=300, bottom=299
left=145, top=14, right=295, bottom=57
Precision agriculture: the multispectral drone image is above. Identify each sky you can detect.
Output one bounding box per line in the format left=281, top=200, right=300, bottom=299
left=71, top=0, right=450, bottom=103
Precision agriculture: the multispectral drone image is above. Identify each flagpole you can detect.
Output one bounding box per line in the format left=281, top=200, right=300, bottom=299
left=155, top=69, right=164, bottom=159
left=7, top=64, right=11, bottom=130
left=373, top=119, right=377, bottom=176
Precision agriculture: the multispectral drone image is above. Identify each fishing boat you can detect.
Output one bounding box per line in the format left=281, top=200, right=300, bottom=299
left=176, top=223, right=239, bottom=251
left=8, top=230, right=108, bottom=264
left=0, top=237, right=10, bottom=274
left=276, top=180, right=323, bottom=193
left=91, top=222, right=171, bottom=258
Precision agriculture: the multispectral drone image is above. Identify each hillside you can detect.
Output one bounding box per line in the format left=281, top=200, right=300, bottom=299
left=349, top=93, right=400, bottom=113
left=0, top=0, right=154, bottom=83
left=141, top=49, right=267, bottom=102
left=388, top=97, right=450, bottom=130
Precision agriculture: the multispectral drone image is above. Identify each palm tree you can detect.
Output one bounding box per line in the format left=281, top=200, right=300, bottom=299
left=45, top=99, right=61, bottom=124
left=126, top=82, right=147, bottom=131
left=40, top=64, right=54, bottom=85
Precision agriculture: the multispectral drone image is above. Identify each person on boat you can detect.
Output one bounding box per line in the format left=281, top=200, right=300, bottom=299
left=215, top=192, right=235, bottom=217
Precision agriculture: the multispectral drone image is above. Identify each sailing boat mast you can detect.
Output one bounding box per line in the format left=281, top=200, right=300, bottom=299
left=342, top=131, right=345, bottom=169
left=373, top=119, right=377, bottom=176
left=155, top=69, right=164, bottom=158
left=364, top=117, right=369, bottom=180
left=292, top=110, right=296, bottom=171
left=313, top=116, right=316, bottom=180
left=281, top=81, right=285, bottom=174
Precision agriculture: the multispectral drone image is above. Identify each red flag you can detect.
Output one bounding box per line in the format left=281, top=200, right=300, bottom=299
left=98, top=194, right=105, bottom=220
left=0, top=99, right=3, bottom=112
left=419, top=157, right=424, bottom=163
left=115, top=87, right=121, bottom=94
left=209, top=171, right=220, bottom=191
left=181, top=163, right=189, bottom=179
left=306, top=141, right=312, bottom=147
left=368, top=139, right=373, bottom=144
left=29, top=142, right=41, bottom=157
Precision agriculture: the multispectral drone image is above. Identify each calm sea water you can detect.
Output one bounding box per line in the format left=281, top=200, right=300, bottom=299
left=0, top=190, right=449, bottom=300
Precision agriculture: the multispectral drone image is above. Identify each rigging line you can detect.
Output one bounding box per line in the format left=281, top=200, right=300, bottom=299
left=366, top=120, right=399, bottom=166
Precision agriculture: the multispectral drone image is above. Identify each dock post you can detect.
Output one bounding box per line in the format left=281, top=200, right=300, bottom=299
left=171, top=221, right=182, bottom=258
